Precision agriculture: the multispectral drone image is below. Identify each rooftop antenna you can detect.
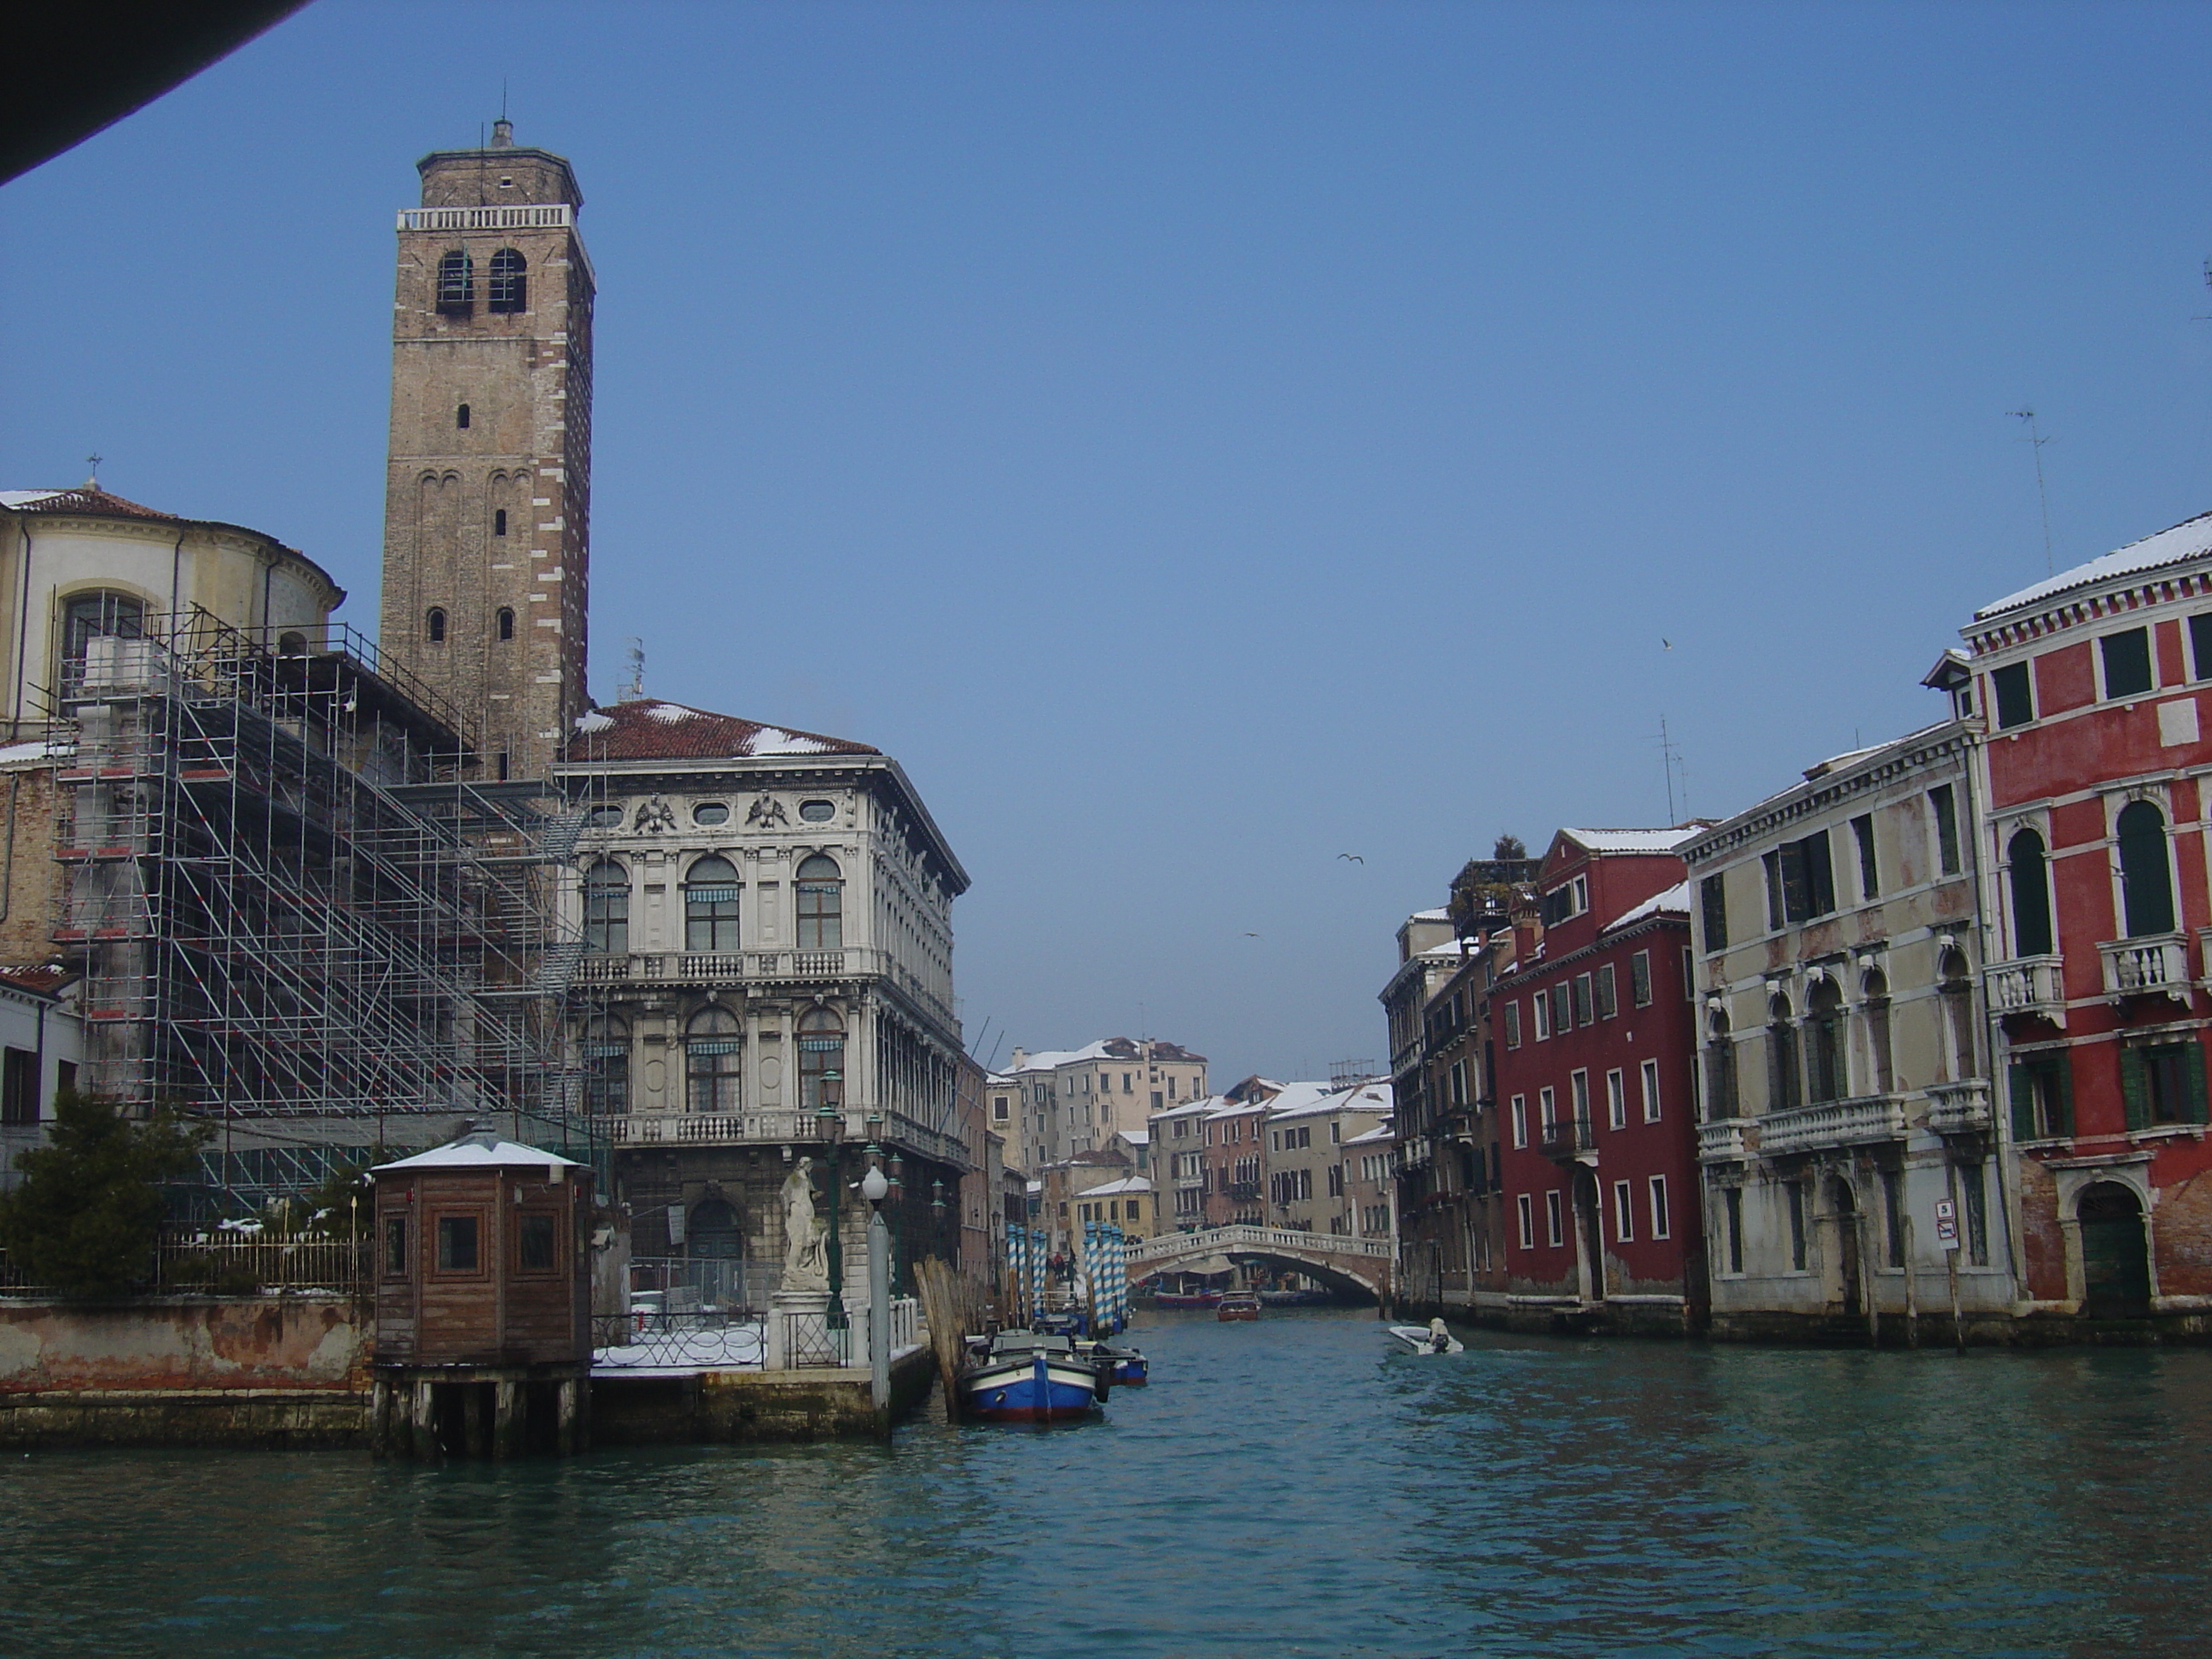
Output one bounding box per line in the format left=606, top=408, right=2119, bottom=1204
left=619, top=637, right=645, bottom=702
left=2009, top=409, right=2055, bottom=576
left=1657, top=714, right=1683, bottom=824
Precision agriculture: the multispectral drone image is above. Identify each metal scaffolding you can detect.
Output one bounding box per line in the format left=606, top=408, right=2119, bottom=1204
left=48, top=609, right=588, bottom=1206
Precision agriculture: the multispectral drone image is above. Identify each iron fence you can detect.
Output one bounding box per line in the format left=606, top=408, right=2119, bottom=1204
left=0, top=1227, right=372, bottom=1298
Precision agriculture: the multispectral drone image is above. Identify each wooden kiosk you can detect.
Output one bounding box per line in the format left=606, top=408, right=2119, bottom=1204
left=370, top=1126, right=594, bottom=1458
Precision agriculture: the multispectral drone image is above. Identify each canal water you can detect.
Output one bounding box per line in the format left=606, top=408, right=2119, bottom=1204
left=6, top=1310, right=2211, bottom=1656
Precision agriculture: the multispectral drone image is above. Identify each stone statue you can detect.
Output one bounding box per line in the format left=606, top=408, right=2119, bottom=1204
left=746, top=795, right=789, bottom=829
left=635, top=795, right=677, bottom=834
left=779, top=1157, right=829, bottom=1292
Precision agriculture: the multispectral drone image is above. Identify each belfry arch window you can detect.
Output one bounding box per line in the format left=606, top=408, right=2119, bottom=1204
left=684, top=856, right=741, bottom=953
left=494, top=508, right=508, bottom=537
left=61, top=591, right=143, bottom=678
left=798, top=1006, right=846, bottom=1110
left=425, top=608, right=447, bottom=644
left=582, top=860, right=629, bottom=955
left=436, top=250, right=473, bottom=313
left=456, top=404, right=470, bottom=430
left=488, top=248, right=527, bottom=313
left=582, top=1016, right=629, bottom=1116
left=497, top=608, right=515, bottom=641
left=685, top=1005, right=742, bottom=1115
left=2116, top=800, right=2176, bottom=938
left=2008, top=828, right=2054, bottom=958
left=795, top=854, right=844, bottom=951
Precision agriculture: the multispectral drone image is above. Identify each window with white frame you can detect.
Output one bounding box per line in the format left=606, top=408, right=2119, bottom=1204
left=1613, top=1179, right=1634, bottom=1242
left=1545, top=1190, right=1564, bottom=1248
left=1631, top=949, right=1653, bottom=1007
left=1511, top=1094, right=1528, bottom=1148
left=1533, top=992, right=1551, bottom=1041
left=1606, top=1068, right=1627, bottom=1130
left=1517, top=1193, right=1534, bottom=1249
left=1539, top=1086, right=1557, bottom=1131
left=1649, top=1174, right=1671, bottom=1240
left=1640, top=1057, right=1661, bottom=1122
left=1504, top=1000, right=1522, bottom=1048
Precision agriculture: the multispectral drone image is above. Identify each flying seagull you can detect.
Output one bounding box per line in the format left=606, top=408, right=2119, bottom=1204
left=1337, top=853, right=1364, bottom=863
left=1243, top=931, right=1261, bottom=938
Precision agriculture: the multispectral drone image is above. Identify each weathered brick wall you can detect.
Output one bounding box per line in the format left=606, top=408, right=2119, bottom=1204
left=2156, top=1166, right=2212, bottom=1297
left=0, top=1296, right=366, bottom=1393
left=2018, top=1158, right=2067, bottom=1301
left=0, top=766, right=63, bottom=963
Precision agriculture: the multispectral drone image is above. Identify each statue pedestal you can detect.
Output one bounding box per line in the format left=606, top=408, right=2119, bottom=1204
left=765, top=1288, right=830, bottom=1371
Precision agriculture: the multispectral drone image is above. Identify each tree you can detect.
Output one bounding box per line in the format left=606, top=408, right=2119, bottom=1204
left=0, top=1091, right=207, bottom=1297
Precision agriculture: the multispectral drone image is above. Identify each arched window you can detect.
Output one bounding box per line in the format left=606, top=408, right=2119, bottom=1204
left=457, top=403, right=471, bottom=429
left=1807, top=979, right=1845, bottom=1104
left=582, top=859, right=629, bottom=955
left=425, top=608, right=447, bottom=643
left=1767, top=992, right=1801, bottom=1112
left=1939, top=948, right=1977, bottom=1081
left=1704, top=1009, right=1737, bottom=1122
left=2008, top=827, right=2054, bottom=957
left=798, top=1006, right=846, bottom=1110
left=688, top=1196, right=742, bottom=1260
left=276, top=631, right=306, bottom=656
left=1860, top=969, right=1894, bottom=1093
left=494, top=508, right=508, bottom=537
left=436, top=250, right=473, bottom=312
left=2116, top=800, right=2175, bottom=938
left=685, top=1005, right=742, bottom=1115
left=488, top=247, right=527, bottom=313
left=684, top=855, right=741, bottom=952
left=62, top=590, right=143, bottom=675
left=796, top=853, right=843, bottom=951
left=582, top=1016, right=629, bottom=1116
left=497, top=607, right=515, bottom=641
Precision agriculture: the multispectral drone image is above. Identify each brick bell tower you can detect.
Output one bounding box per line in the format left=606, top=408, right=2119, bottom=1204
left=381, top=120, right=593, bottom=780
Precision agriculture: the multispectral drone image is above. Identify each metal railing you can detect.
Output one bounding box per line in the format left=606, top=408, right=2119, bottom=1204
left=1539, top=1118, right=1598, bottom=1163
left=1129, top=1222, right=1391, bottom=1266
left=600, top=1109, right=969, bottom=1168
left=2, top=1228, right=372, bottom=1298
left=398, top=204, right=575, bottom=231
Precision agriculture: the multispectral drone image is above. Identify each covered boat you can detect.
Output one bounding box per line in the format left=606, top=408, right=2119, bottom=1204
left=960, top=1330, right=1109, bottom=1423
left=1077, top=1337, right=1149, bottom=1385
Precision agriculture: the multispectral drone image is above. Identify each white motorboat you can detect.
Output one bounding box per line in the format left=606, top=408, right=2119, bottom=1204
left=1388, top=1319, right=1464, bottom=1355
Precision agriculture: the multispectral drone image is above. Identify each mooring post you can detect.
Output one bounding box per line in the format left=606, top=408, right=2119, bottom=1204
left=493, top=1379, right=521, bottom=1459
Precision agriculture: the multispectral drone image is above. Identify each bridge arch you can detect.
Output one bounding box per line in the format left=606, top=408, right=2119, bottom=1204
left=1130, top=1225, right=1391, bottom=1302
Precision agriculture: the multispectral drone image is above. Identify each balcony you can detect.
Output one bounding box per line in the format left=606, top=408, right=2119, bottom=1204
left=1756, top=1093, right=1908, bottom=1158
left=1697, top=1117, right=1749, bottom=1163
left=2099, top=934, right=2191, bottom=1004
left=1924, top=1079, right=1993, bottom=1138
left=600, top=1107, right=969, bottom=1168
left=572, top=946, right=954, bottom=1028
left=1539, top=1118, right=1598, bottom=1165
left=1986, top=954, right=2066, bottom=1027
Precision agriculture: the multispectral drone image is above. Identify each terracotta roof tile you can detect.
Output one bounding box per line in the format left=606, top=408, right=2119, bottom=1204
left=566, top=699, right=878, bottom=762
left=0, top=963, right=75, bottom=998
left=1, top=486, right=183, bottom=522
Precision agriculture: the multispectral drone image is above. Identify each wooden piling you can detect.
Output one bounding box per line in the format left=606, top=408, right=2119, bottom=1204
left=915, top=1256, right=968, bottom=1423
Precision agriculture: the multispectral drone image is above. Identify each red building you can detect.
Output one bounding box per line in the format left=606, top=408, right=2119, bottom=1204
left=1959, top=513, right=2212, bottom=1329
left=1491, top=828, right=1705, bottom=1333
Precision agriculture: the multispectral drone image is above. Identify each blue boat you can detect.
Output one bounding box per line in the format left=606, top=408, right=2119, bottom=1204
left=1077, top=1337, right=1148, bottom=1386
left=960, top=1330, right=1109, bottom=1423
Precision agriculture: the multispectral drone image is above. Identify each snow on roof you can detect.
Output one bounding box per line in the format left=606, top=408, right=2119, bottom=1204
left=1206, top=1096, right=1269, bottom=1118
left=0, top=738, right=61, bottom=768
left=1976, top=509, right=2212, bottom=621
left=1117, top=1127, right=1150, bottom=1145
left=1562, top=827, right=1701, bottom=855
left=1343, top=1120, right=1395, bottom=1146
left=1151, top=1096, right=1216, bottom=1118
left=1605, top=880, right=1691, bottom=933
left=373, top=1129, right=581, bottom=1174
left=1074, top=1175, right=1152, bottom=1198
left=1275, top=1081, right=1393, bottom=1119
left=562, top=697, right=877, bottom=762
left=1410, top=906, right=1450, bottom=922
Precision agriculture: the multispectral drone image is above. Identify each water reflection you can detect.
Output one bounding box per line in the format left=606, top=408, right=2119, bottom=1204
left=4, top=1313, right=2209, bottom=1656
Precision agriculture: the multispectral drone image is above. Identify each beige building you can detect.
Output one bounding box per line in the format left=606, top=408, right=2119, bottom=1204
left=380, top=119, right=594, bottom=781
left=1683, top=718, right=2014, bottom=1338
left=992, top=1037, right=1207, bottom=1171
left=1266, top=1081, right=1392, bottom=1236
left=1345, top=1115, right=1396, bottom=1247
left=1073, top=1173, right=1154, bottom=1241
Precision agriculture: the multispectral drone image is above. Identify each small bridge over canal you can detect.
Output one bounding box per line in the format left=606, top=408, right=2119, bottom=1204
left=1128, top=1225, right=1393, bottom=1302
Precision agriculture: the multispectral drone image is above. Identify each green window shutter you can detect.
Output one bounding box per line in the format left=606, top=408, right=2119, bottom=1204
left=2053, top=1055, right=2075, bottom=1138
left=2186, top=1042, right=2209, bottom=1126
left=2009, top=1063, right=2037, bottom=1140
left=2120, top=1046, right=2151, bottom=1132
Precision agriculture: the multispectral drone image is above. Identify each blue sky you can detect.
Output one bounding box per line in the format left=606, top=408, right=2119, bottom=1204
left=5, top=1, right=2212, bottom=1084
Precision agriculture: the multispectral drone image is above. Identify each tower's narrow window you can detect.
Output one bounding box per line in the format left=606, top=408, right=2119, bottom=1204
left=457, top=404, right=471, bottom=430
left=426, top=608, right=446, bottom=643
left=436, top=250, right=473, bottom=313
left=488, top=248, right=527, bottom=313
left=494, top=508, right=507, bottom=536
left=497, top=607, right=515, bottom=641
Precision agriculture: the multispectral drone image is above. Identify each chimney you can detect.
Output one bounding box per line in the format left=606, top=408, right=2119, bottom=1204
left=491, top=119, right=515, bottom=148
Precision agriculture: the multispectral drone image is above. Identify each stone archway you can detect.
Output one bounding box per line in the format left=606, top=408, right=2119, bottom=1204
left=2078, top=1182, right=2151, bottom=1318
left=1829, top=1175, right=1862, bottom=1318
